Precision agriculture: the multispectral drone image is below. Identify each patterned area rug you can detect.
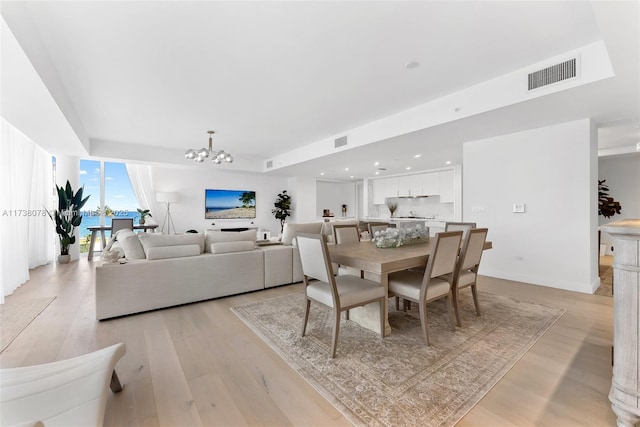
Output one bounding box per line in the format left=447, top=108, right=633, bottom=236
left=1, top=297, right=56, bottom=353
left=232, top=291, right=564, bottom=427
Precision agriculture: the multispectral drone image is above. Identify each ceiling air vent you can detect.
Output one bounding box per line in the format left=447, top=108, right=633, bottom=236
left=528, top=58, right=576, bottom=90
left=266, top=160, right=273, bottom=169
left=334, top=136, right=348, bottom=148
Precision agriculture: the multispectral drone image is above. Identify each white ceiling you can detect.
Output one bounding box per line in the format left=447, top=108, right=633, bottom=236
left=1, top=1, right=638, bottom=180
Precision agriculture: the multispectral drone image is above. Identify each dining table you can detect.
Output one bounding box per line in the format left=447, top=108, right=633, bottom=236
left=328, top=238, right=493, bottom=336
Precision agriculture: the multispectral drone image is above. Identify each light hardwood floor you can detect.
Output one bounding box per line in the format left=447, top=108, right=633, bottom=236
left=1, top=259, right=616, bottom=426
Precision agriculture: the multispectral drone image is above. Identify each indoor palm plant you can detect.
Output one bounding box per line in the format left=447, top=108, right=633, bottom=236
left=272, top=190, right=291, bottom=234
left=46, top=180, right=90, bottom=263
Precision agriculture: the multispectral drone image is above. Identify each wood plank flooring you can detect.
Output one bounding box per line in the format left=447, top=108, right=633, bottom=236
left=0, top=259, right=616, bottom=426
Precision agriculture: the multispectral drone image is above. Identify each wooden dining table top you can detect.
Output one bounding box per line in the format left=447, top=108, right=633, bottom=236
left=328, top=239, right=493, bottom=275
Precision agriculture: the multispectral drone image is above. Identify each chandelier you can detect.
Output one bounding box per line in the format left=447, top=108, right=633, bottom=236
left=184, top=131, right=233, bottom=164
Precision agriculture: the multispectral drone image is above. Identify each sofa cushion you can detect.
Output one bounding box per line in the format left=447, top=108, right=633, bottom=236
left=204, top=230, right=257, bottom=253
left=281, top=222, right=323, bottom=246
left=138, top=233, right=205, bottom=255
left=146, top=244, right=201, bottom=260
left=210, top=241, right=256, bottom=254
left=117, top=230, right=146, bottom=260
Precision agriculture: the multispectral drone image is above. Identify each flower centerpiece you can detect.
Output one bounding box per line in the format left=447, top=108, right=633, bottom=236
left=372, top=224, right=430, bottom=248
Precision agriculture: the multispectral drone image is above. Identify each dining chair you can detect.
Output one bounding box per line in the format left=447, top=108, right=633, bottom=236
left=451, top=228, right=489, bottom=326
left=368, top=222, right=390, bottom=237
left=333, top=224, right=363, bottom=278
left=444, top=221, right=476, bottom=242
left=0, top=343, right=126, bottom=427
left=387, top=230, right=463, bottom=346
left=111, top=218, right=134, bottom=234
left=296, top=233, right=386, bottom=358
left=333, top=224, right=360, bottom=244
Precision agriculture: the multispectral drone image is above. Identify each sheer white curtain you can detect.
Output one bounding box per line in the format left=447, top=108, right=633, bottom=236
left=125, top=164, right=159, bottom=225
left=0, top=118, right=54, bottom=303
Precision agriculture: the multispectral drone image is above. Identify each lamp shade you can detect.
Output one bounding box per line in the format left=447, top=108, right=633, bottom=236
left=157, top=192, right=178, bottom=203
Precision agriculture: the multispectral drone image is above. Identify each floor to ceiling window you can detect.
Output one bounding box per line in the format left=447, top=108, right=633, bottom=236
left=79, top=159, right=137, bottom=253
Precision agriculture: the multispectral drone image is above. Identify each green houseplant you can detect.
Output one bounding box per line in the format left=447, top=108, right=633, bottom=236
left=136, top=208, right=152, bottom=225
left=46, top=180, right=90, bottom=263
left=271, top=190, right=292, bottom=234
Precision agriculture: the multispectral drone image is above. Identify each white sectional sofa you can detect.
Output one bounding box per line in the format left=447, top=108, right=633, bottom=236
left=95, top=223, right=342, bottom=320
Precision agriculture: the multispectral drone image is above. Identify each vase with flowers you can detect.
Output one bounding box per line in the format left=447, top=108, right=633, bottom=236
left=386, top=201, right=397, bottom=218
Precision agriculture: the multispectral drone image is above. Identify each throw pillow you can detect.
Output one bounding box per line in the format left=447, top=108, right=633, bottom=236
left=118, top=233, right=146, bottom=260
left=146, top=244, right=201, bottom=260
left=138, top=233, right=205, bottom=255
left=204, top=230, right=257, bottom=253
left=210, top=241, right=256, bottom=254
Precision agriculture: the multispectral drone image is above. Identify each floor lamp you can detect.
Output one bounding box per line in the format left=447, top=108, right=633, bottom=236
left=157, top=192, right=178, bottom=234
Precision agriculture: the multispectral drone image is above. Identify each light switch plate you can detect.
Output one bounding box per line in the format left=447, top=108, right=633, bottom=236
left=513, top=203, right=525, bottom=213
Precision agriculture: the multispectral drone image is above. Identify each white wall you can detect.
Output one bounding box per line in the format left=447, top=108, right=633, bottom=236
left=463, top=118, right=598, bottom=293
left=316, top=181, right=356, bottom=219
left=151, top=165, right=287, bottom=236
left=287, top=176, right=317, bottom=224
left=599, top=154, right=640, bottom=254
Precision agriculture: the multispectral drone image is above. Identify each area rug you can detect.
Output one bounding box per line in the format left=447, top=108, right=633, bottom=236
left=232, top=291, right=564, bottom=427
left=1, top=297, right=56, bottom=353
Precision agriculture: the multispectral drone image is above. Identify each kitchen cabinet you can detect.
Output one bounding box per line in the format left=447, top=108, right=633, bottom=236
left=438, top=170, right=454, bottom=203
left=420, top=173, right=439, bottom=195
left=372, top=177, right=398, bottom=204
left=397, top=175, right=422, bottom=197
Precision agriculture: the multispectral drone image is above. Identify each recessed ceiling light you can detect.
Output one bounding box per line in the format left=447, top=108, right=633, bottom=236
left=350, top=175, right=354, bottom=179
left=414, top=154, right=421, bottom=158
left=406, top=166, right=412, bottom=170
left=445, top=161, right=451, bottom=165
left=374, top=161, right=379, bottom=166
left=320, top=172, right=325, bottom=175
left=406, top=61, right=419, bottom=69
left=375, top=171, right=380, bottom=175
left=345, top=167, right=349, bottom=171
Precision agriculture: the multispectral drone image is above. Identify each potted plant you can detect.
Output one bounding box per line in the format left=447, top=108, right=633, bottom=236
left=136, top=208, right=152, bottom=225
left=272, top=190, right=292, bottom=234
left=46, top=180, right=90, bottom=263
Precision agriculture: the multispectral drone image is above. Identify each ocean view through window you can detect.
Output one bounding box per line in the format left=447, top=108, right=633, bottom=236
left=79, top=160, right=138, bottom=253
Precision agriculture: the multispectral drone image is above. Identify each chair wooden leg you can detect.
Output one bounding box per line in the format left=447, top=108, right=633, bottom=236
left=379, top=299, right=385, bottom=338
left=331, top=309, right=341, bottom=358
left=395, top=296, right=400, bottom=310
left=446, top=292, right=456, bottom=331
left=453, top=287, right=462, bottom=327
left=471, top=285, right=481, bottom=316
left=418, top=302, right=430, bottom=346
left=110, top=370, right=123, bottom=393
left=301, top=299, right=311, bottom=337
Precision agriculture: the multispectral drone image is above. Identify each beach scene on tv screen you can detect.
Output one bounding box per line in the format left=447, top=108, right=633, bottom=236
left=205, top=189, right=256, bottom=219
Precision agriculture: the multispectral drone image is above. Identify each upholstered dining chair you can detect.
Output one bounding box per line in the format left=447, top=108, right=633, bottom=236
left=333, top=224, right=363, bottom=277
left=0, top=343, right=126, bottom=427
left=296, top=233, right=386, bottom=358
left=111, top=218, right=134, bottom=234
left=333, top=224, right=360, bottom=244
left=387, top=230, right=463, bottom=346
left=451, top=228, right=489, bottom=326
left=368, top=222, right=390, bottom=237
left=444, top=221, right=476, bottom=242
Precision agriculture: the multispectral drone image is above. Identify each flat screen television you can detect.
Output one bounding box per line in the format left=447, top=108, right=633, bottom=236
left=205, top=189, right=256, bottom=219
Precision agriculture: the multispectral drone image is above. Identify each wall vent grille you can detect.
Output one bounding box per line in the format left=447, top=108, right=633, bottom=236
left=266, top=160, right=273, bottom=169
left=528, top=58, right=576, bottom=90
left=334, top=136, right=348, bottom=148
